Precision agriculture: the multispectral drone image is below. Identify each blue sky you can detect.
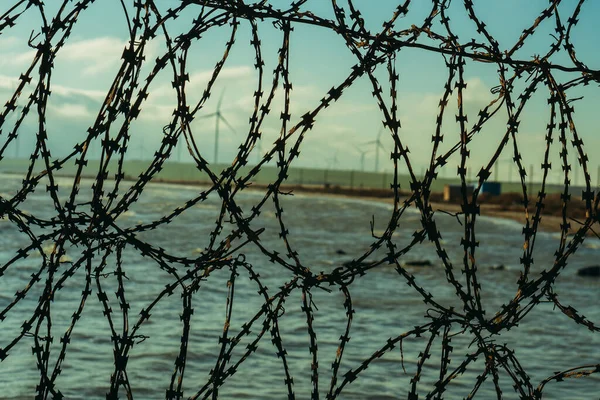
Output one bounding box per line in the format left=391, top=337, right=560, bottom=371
left=1, top=0, right=599, bottom=183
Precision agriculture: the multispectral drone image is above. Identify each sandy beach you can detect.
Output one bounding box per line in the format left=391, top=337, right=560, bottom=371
left=225, top=182, right=596, bottom=236
left=148, top=177, right=596, bottom=236
left=302, top=190, right=580, bottom=235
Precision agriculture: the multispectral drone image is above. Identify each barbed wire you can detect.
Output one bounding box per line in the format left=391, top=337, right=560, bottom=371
left=1, top=0, right=599, bottom=399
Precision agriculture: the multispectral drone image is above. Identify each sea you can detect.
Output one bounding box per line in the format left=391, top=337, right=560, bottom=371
left=0, top=173, right=599, bottom=399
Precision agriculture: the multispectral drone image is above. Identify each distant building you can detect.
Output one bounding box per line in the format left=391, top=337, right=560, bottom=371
left=443, top=182, right=501, bottom=201
left=481, top=181, right=502, bottom=196
left=443, top=184, right=474, bottom=202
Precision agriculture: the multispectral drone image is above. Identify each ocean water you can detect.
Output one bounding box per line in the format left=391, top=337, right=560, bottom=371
left=0, top=174, right=599, bottom=399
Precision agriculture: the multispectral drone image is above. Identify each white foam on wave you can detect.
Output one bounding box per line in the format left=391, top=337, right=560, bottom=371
left=117, top=210, right=137, bottom=219
left=477, top=214, right=524, bottom=231
left=584, top=239, right=600, bottom=249
left=313, top=194, right=421, bottom=215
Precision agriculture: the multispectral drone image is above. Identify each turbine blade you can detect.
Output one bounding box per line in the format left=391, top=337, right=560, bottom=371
left=198, top=112, right=217, bottom=119
left=217, top=88, right=226, bottom=111
left=219, top=115, right=236, bottom=134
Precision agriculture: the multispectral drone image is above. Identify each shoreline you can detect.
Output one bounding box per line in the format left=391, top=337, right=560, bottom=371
left=147, top=177, right=591, bottom=236
left=1, top=172, right=594, bottom=235
left=278, top=186, right=574, bottom=235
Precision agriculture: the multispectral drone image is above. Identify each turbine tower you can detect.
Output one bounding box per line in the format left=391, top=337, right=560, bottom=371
left=255, top=138, right=262, bottom=165
left=199, top=89, right=235, bottom=165
left=177, top=136, right=183, bottom=163
left=366, top=127, right=385, bottom=172
left=354, top=145, right=371, bottom=172
left=326, top=150, right=339, bottom=170
left=130, top=135, right=149, bottom=160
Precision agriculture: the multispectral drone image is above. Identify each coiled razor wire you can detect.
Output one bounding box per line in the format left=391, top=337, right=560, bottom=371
left=1, top=1, right=600, bottom=399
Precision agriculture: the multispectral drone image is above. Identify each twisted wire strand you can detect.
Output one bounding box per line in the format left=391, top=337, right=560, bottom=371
left=1, top=1, right=599, bottom=399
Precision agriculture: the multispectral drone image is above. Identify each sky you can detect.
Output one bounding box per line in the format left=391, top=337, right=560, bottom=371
left=1, top=0, right=599, bottom=183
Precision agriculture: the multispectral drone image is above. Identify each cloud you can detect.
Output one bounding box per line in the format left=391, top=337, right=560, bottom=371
left=0, top=73, right=106, bottom=102
left=397, top=77, right=494, bottom=117
left=59, top=37, right=128, bottom=75
left=50, top=85, right=106, bottom=101
left=0, top=74, right=18, bottom=89
left=322, top=101, right=378, bottom=118
left=0, top=36, right=153, bottom=76
left=0, top=36, right=20, bottom=50
left=148, top=65, right=255, bottom=101
left=138, top=66, right=256, bottom=123
left=462, top=77, right=496, bottom=104
left=144, top=68, right=339, bottom=128
left=49, top=102, right=93, bottom=118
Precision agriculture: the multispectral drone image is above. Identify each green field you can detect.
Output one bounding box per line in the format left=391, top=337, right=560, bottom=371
left=0, top=158, right=587, bottom=195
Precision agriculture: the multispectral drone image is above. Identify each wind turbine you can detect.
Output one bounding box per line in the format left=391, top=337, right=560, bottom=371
left=129, top=135, right=149, bottom=160
left=176, top=136, right=183, bottom=163
left=323, top=150, right=339, bottom=185
left=199, top=89, right=235, bottom=165
left=365, top=127, right=385, bottom=172
left=326, top=150, right=339, bottom=170
left=354, top=145, right=371, bottom=172
left=255, top=138, right=262, bottom=165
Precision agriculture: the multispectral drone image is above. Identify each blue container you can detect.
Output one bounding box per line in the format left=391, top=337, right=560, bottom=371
left=481, top=181, right=501, bottom=196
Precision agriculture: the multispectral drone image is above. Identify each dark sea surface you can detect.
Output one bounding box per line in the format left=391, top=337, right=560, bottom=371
left=1, top=174, right=599, bottom=399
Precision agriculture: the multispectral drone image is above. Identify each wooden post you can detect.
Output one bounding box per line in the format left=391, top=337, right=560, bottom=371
left=350, top=170, right=354, bottom=189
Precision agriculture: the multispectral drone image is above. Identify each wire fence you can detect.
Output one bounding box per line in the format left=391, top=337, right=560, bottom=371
left=1, top=1, right=599, bottom=399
